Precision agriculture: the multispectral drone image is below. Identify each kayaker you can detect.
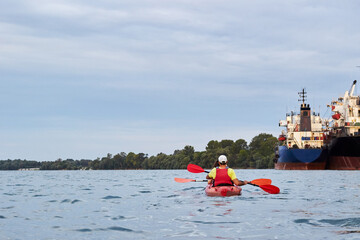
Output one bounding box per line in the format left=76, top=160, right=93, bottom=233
left=206, top=155, right=249, bottom=186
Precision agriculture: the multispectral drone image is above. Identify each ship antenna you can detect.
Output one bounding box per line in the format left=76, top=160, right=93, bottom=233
left=298, top=88, right=307, bottom=106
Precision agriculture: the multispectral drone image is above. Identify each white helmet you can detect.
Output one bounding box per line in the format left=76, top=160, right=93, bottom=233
left=218, top=155, right=228, bottom=164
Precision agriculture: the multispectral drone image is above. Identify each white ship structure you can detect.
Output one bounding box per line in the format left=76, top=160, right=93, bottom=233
left=274, top=89, right=328, bottom=170
left=325, top=80, right=360, bottom=169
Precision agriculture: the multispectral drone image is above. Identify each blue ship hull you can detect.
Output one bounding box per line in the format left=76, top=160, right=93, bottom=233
left=275, top=146, right=327, bottom=170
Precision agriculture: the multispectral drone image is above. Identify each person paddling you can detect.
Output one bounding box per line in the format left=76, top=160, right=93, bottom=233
left=206, top=155, right=249, bottom=186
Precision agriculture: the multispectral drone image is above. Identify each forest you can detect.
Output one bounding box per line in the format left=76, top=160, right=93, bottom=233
left=0, top=133, right=277, bottom=170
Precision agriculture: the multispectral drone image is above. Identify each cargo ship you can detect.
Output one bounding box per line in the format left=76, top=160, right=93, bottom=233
left=325, top=80, right=360, bottom=170
left=274, top=89, right=328, bottom=170
left=274, top=80, right=360, bottom=170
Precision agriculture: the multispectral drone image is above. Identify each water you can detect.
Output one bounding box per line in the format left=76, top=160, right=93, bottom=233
left=0, top=170, right=359, bottom=240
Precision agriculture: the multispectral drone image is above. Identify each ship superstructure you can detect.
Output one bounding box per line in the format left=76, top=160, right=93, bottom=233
left=326, top=80, right=360, bottom=170
left=279, top=89, right=325, bottom=149
left=274, top=89, right=328, bottom=170
left=329, top=80, right=360, bottom=137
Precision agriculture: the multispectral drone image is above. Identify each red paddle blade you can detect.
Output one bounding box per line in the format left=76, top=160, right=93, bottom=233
left=251, top=178, right=272, bottom=185
left=174, top=178, right=195, bottom=183
left=187, top=164, right=205, bottom=173
left=259, top=184, right=280, bottom=194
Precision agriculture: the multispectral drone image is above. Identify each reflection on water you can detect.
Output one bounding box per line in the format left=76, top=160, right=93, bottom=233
left=0, top=170, right=359, bottom=239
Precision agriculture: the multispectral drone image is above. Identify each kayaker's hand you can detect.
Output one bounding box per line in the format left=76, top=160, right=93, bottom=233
left=243, top=180, right=249, bottom=185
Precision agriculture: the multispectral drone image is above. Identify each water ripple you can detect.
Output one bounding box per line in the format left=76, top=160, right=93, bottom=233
left=75, top=228, right=92, bottom=232
left=139, top=190, right=151, bottom=193
left=163, top=194, right=179, bottom=198
left=1, top=206, right=14, bottom=209
left=319, top=218, right=360, bottom=227
left=107, top=226, right=134, bottom=232
left=75, top=226, right=140, bottom=233
left=33, top=194, right=46, bottom=197
left=3, top=193, right=17, bottom=196
left=182, top=187, right=203, bottom=191
left=111, top=216, right=125, bottom=220
left=177, top=219, right=242, bottom=225
left=294, top=218, right=360, bottom=228
left=102, top=195, right=122, bottom=199
left=294, top=219, right=320, bottom=226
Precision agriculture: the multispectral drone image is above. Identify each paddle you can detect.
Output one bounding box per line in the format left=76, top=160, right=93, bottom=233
left=187, top=164, right=210, bottom=173
left=248, top=183, right=280, bottom=194
left=248, top=178, right=272, bottom=186
left=187, top=164, right=272, bottom=185
left=174, top=177, right=208, bottom=183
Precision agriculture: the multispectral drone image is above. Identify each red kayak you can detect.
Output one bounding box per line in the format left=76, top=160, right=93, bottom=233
left=205, top=184, right=242, bottom=197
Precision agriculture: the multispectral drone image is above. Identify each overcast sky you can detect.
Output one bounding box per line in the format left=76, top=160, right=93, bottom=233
left=1, top=0, right=360, bottom=161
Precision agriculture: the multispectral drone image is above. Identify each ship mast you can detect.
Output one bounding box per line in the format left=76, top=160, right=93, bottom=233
left=298, top=88, right=307, bottom=107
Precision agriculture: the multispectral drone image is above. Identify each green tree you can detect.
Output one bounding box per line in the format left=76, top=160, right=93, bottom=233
left=235, top=149, right=250, bottom=168
left=113, top=152, right=126, bottom=169
left=183, top=145, right=195, bottom=159
left=220, top=139, right=234, bottom=149
left=206, top=140, right=220, bottom=151
left=231, top=139, right=248, bottom=154
left=249, top=133, right=277, bottom=169
left=249, top=133, right=277, bottom=157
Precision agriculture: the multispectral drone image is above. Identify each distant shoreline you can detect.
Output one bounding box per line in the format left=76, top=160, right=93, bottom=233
left=0, top=133, right=277, bottom=170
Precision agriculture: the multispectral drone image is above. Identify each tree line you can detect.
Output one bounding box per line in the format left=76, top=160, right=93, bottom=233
left=0, top=133, right=277, bottom=170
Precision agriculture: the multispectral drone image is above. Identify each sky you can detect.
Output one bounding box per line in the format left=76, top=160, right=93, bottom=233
left=1, top=0, right=360, bottom=161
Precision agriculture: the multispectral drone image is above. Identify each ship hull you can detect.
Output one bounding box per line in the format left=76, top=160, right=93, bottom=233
left=326, top=136, right=360, bottom=170
left=274, top=146, right=327, bottom=170
left=275, top=161, right=326, bottom=170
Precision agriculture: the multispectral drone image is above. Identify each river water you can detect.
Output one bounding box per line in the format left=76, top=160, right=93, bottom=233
left=0, top=170, right=359, bottom=240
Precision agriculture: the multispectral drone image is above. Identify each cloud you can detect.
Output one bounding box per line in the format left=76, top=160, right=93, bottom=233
left=2, top=1, right=359, bottom=80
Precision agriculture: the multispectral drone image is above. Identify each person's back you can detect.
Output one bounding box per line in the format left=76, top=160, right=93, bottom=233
left=213, top=167, right=233, bottom=186
left=206, top=155, right=249, bottom=186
